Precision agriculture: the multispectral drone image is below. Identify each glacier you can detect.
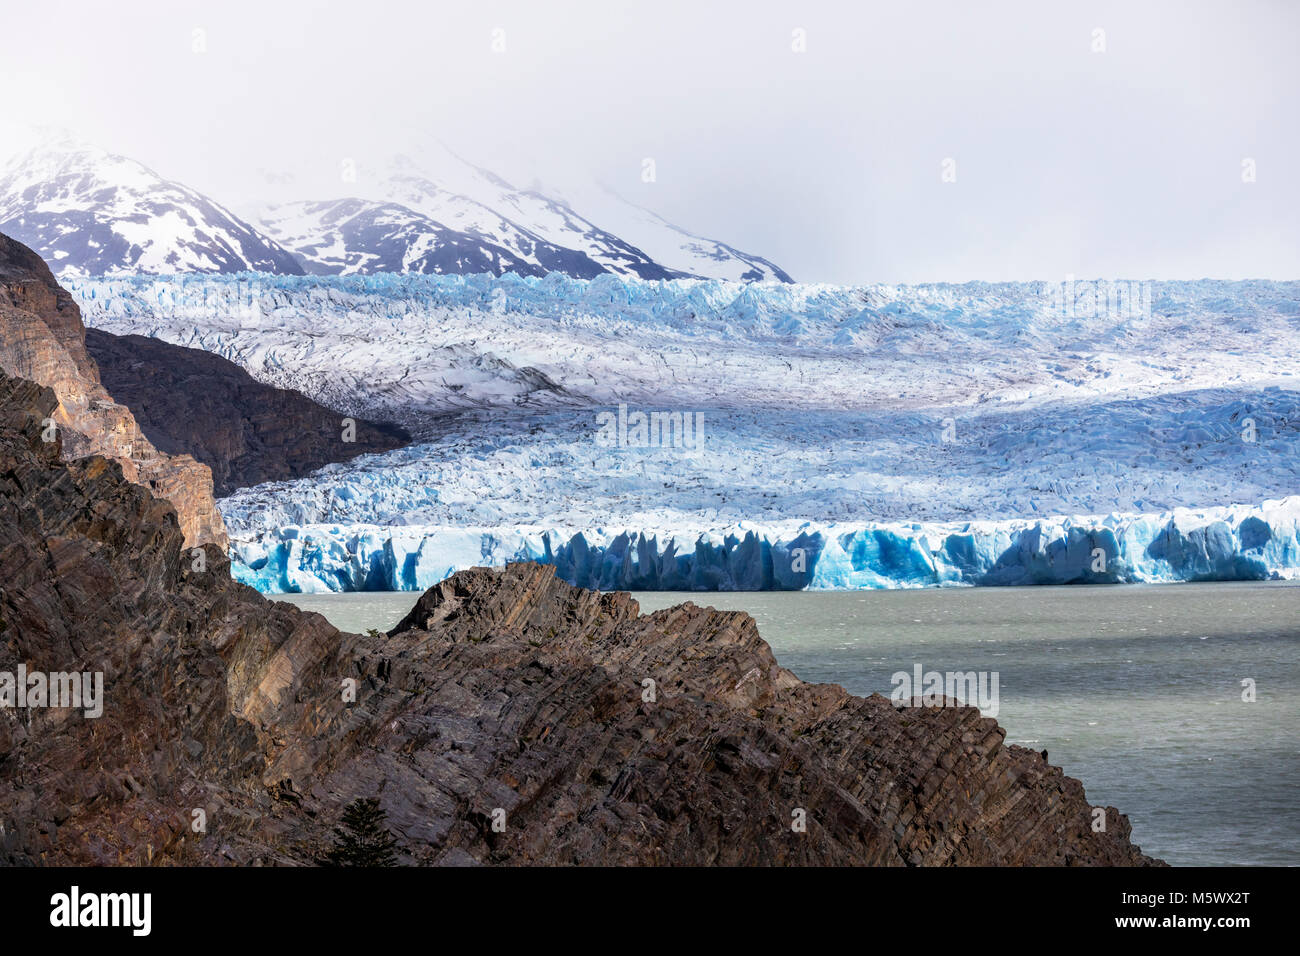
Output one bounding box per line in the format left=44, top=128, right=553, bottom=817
left=65, top=271, right=1300, bottom=593
left=226, top=499, right=1300, bottom=593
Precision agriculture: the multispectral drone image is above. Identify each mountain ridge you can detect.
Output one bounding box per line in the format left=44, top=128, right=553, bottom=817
left=85, top=328, right=412, bottom=497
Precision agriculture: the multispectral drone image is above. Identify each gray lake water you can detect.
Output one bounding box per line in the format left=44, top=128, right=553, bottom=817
left=277, top=580, right=1300, bottom=866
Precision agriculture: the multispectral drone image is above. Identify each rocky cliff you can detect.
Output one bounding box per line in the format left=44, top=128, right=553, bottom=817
left=0, top=364, right=1160, bottom=866
left=86, top=328, right=410, bottom=497
left=0, top=232, right=226, bottom=548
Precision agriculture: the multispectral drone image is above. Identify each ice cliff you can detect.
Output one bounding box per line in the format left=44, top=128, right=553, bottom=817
left=227, top=497, right=1300, bottom=593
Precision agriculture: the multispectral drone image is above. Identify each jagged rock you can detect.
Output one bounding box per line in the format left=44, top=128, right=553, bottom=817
left=86, top=329, right=410, bottom=497
left=0, top=232, right=225, bottom=548
left=0, top=366, right=1161, bottom=865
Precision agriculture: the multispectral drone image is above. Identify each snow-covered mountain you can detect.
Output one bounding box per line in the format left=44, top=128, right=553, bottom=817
left=251, top=145, right=793, bottom=281
left=0, top=131, right=792, bottom=281
left=0, top=134, right=304, bottom=277
left=255, top=198, right=558, bottom=277
left=540, top=178, right=795, bottom=283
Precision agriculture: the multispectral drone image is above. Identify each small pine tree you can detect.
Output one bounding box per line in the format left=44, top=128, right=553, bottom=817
left=323, top=798, right=398, bottom=867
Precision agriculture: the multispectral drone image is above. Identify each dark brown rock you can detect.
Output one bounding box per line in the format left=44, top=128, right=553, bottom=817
left=0, top=366, right=1162, bottom=866
left=85, top=328, right=410, bottom=497
left=0, top=232, right=226, bottom=548
left=0, top=233, right=95, bottom=379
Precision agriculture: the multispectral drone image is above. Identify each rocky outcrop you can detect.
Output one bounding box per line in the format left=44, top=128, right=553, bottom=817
left=0, top=365, right=1160, bottom=866
left=0, top=232, right=225, bottom=548
left=379, top=567, right=1159, bottom=865
left=85, top=328, right=410, bottom=497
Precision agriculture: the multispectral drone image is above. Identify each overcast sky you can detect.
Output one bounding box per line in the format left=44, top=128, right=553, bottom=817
left=2, top=0, right=1297, bottom=284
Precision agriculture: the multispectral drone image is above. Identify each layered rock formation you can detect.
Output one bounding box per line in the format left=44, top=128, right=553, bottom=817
left=0, top=367, right=1160, bottom=865
left=0, top=232, right=225, bottom=548
left=86, top=328, right=410, bottom=497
